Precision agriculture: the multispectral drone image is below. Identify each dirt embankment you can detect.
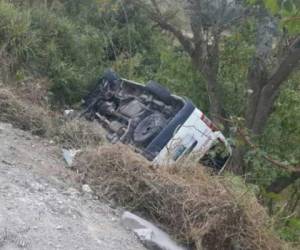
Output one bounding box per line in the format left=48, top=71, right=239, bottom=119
left=0, top=122, right=146, bottom=250
left=0, top=86, right=290, bottom=250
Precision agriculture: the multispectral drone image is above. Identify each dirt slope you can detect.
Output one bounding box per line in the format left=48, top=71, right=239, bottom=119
left=0, top=122, right=146, bottom=250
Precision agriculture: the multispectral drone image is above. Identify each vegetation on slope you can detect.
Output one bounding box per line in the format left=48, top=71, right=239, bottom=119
left=0, top=0, right=299, bottom=247
left=75, top=144, right=286, bottom=250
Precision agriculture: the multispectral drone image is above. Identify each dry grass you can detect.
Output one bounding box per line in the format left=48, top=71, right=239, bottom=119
left=12, top=78, right=52, bottom=107
left=0, top=88, right=56, bottom=136
left=55, top=119, right=105, bottom=148
left=0, top=86, right=289, bottom=249
left=74, top=144, right=285, bottom=250
left=0, top=87, right=105, bottom=147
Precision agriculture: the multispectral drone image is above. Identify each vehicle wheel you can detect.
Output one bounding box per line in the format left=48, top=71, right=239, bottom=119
left=145, top=81, right=171, bottom=103
left=133, top=113, right=166, bottom=145
left=102, top=69, right=119, bottom=82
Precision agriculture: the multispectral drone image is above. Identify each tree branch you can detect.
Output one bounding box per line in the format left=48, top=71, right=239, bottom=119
left=219, top=6, right=253, bottom=32
left=237, top=128, right=299, bottom=173
left=267, top=36, right=300, bottom=90
left=248, top=36, right=300, bottom=134
left=153, top=16, right=194, bottom=55
left=147, top=0, right=195, bottom=55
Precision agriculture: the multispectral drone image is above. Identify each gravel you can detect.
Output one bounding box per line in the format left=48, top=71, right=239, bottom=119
left=0, top=122, right=146, bottom=250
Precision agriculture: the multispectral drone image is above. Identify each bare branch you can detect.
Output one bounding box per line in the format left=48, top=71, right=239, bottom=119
left=267, top=36, right=300, bottom=89
left=219, top=7, right=253, bottom=32
left=154, top=17, right=195, bottom=55
left=147, top=0, right=195, bottom=55
left=150, top=0, right=160, bottom=14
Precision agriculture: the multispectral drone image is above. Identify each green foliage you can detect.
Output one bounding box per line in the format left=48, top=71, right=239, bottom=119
left=0, top=1, right=34, bottom=63
left=0, top=1, right=105, bottom=103
left=152, top=47, right=207, bottom=109
left=220, top=30, right=254, bottom=116
left=135, top=42, right=208, bottom=109
left=248, top=0, right=300, bottom=33
left=0, top=0, right=205, bottom=105
left=28, top=7, right=106, bottom=103
left=243, top=72, right=300, bottom=192
left=264, top=0, right=280, bottom=13
left=0, top=0, right=299, bottom=244
left=263, top=74, right=300, bottom=163
left=278, top=217, right=300, bottom=242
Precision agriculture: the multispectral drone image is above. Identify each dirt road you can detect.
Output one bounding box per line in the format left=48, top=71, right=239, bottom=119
left=0, top=122, right=145, bottom=250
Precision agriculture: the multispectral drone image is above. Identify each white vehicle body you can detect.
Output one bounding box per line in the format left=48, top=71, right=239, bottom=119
left=154, top=108, right=231, bottom=170
left=82, top=70, right=232, bottom=170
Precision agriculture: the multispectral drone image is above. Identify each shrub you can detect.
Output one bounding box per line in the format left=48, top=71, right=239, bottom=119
left=0, top=1, right=35, bottom=76
left=74, top=144, right=285, bottom=250
left=0, top=87, right=55, bottom=136
left=0, top=86, right=105, bottom=147
left=54, top=119, right=105, bottom=148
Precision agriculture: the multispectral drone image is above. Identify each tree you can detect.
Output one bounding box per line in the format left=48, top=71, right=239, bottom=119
left=134, top=0, right=249, bottom=125
left=133, top=0, right=300, bottom=175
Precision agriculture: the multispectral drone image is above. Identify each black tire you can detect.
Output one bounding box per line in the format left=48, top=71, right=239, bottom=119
left=133, top=113, right=166, bottom=145
left=102, top=69, right=119, bottom=82
left=145, top=81, right=172, bottom=103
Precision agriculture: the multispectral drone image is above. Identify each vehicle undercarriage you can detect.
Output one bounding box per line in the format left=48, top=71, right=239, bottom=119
left=81, top=70, right=184, bottom=153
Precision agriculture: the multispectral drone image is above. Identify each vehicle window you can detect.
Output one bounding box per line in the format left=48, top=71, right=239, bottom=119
left=172, top=144, right=186, bottom=161
left=183, top=140, right=198, bottom=157
left=172, top=137, right=198, bottom=161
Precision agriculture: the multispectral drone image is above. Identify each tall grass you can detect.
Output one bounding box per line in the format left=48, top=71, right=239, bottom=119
left=0, top=1, right=107, bottom=104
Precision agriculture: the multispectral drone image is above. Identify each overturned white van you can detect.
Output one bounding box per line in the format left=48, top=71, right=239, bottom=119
left=81, top=70, right=231, bottom=170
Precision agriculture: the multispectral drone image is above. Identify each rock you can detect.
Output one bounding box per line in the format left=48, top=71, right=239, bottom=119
left=0, top=123, right=12, bottom=131
left=121, top=211, right=187, bottom=250
left=82, top=184, right=92, bottom=193
left=62, top=149, right=80, bottom=167
left=111, top=217, right=117, bottom=222
left=29, top=182, right=45, bottom=192
left=56, top=225, right=64, bottom=230
left=64, top=187, right=80, bottom=197
left=64, top=109, right=76, bottom=119
left=133, top=228, right=157, bottom=249
left=1, top=160, right=13, bottom=166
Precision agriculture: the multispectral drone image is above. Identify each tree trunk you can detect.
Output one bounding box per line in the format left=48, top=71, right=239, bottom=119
left=227, top=145, right=246, bottom=174
left=191, top=43, right=224, bottom=126
left=245, top=57, right=268, bottom=130
left=231, top=38, right=300, bottom=174
left=250, top=85, right=279, bottom=135
left=142, top=0, right=299, bottom=176
left=205, top=72, right=224, bottom=126
left=247, top=37, right=300, bottom=135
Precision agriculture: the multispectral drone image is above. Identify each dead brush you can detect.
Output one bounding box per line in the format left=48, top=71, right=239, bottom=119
left=0, top=88, right=56, bottom=136
left=74, top=144, right=284, bottom=250
left=0, top=87, right=106, bottom=147
left=55, top=119, right=106, bottom=148
left=12, top=77, right=52, bottom=107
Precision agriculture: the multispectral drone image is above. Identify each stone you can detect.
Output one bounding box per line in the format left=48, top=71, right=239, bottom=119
left=121, top=211, right=187, bottom=250
left=62, top=149, right=80, bottom=167
left=82, top=184, right=92, bottom=193
left=64, top=187, right=80, bottom=197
